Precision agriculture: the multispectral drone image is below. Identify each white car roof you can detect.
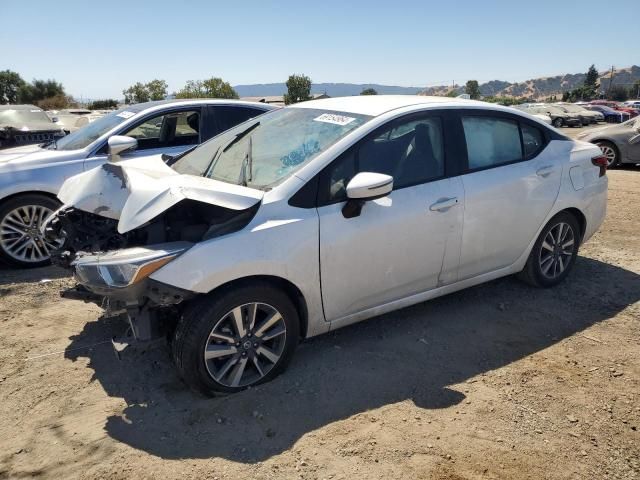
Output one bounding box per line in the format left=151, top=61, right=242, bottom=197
left=289, top=95, right=486, bottom=117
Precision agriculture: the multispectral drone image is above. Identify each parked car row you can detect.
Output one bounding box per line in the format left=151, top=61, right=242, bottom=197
left=514, top=103, right=598, bottom=128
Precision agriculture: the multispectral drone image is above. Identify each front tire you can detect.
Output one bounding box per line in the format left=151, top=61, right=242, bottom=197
left=0, top=193, right=63, bottom=268
left=552, top=117, right=564, bottom=128
left=596, top=141, right=619, bottom=168
left=172, top=282, right=300, bottom=396
left=518, top=212, right=580, bottom=288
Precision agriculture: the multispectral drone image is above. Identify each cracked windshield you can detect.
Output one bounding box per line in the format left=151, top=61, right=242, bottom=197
left=172, top=108, right=371, bottom=189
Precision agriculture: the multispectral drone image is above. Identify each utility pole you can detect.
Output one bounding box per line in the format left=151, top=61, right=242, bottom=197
left=606, top=65, right=615, bottom=98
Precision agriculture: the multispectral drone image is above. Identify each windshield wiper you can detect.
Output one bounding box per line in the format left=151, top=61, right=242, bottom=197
left=239, top=134, right=254, bottom=187
left=203, top=121, right=260, bottom=178
left=164, top=144, right=197, bottom=165
left=41, top=138, right=57, bottom=150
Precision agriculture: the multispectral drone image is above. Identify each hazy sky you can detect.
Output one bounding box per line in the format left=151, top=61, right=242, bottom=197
left=2, top=0, right=637, bottom=99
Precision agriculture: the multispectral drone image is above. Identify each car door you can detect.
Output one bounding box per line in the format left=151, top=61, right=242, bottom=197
left=83, top=108, right=203, bottom=170
left=456, top=111, right=563, bottom=280
left=316, top=111, right=465, bottom=321
left=627, top=119, right=640, bottom=161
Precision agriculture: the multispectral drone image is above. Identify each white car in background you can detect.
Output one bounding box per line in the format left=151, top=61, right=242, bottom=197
left=0, top=99, right=275, bottom=267
left=52, top=96, right=608, bottom=395
left=51, top=108, right=105, bottom=133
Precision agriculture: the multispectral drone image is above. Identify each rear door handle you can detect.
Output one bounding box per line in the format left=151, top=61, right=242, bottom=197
left=429, top=197, right=458, bottom=212
left=536, top=165, right=554, bottom=177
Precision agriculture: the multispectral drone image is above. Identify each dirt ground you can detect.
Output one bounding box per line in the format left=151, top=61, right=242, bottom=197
left=1, top=155, right=638, bottom=479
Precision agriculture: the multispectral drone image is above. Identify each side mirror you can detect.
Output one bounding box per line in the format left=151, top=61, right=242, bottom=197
left=108, top=135, right=138, bottom=162
left=342, top=172, right=393, bottom=218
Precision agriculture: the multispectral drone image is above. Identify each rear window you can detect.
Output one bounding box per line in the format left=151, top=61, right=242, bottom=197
left=462, top=117, right=522, bottom=169
left=521, top=123, right=544, bottom=157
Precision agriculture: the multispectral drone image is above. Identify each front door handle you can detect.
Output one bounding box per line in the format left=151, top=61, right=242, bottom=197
left=429, top=197, right=458, bottom=212
left=536, top=165, right=554, bottom=177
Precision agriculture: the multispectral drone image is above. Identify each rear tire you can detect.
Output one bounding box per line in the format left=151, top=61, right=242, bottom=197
left=518, top=212, right=580, bottom=288
left=172, top=281, right=300, bottom=396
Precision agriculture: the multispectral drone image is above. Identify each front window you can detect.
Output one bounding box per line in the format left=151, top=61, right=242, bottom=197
left=0, top=108, right=52, bottom=126
left=124, top=110, right=200, bottom=149
left=54, top=106, right=144, bottom=151
left=172, top=108, right=372, bottom=190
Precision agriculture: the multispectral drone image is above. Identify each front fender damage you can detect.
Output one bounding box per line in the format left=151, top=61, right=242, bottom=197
left=51, top=155, right=264, bottom=356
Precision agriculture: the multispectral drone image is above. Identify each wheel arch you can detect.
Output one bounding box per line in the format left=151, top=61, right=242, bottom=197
left=0, top=190, right=61, bottom=207
left=204, top=275, right=309, bottom=340
left=560, top=207, right=587, bottom=242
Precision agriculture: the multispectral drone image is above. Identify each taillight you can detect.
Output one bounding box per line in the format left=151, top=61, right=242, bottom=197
left=592, top=155, right=608, bottom=177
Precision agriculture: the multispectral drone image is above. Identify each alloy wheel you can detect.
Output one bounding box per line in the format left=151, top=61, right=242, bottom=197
left=538, top=222, right=575, bottom=279
left=597, top=143, right=617, bottom=167
left=0, top=205, right=63, bottom=264
left=203, top=302, right=287, bottom=388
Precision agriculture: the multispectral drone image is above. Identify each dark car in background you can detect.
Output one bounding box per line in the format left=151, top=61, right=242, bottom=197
left=0, top=105, right=66, bottom=149
left=590, top=100, right=638, bottom=118
left=583, top=105, right=630, bottom=123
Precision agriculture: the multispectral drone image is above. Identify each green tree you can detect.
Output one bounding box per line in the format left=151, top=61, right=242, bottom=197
left=122, top=82, right=150, bottom=104
left=360, top=88, right=378, bottom=95
left=584, top=64, right=599, bottom=90
left=175, top=77, right=238, bottom=99
left=607, top=85, right=629, bottom=102
left=87, top=99, right=119, bottom=110
left=0, top=70, right=26, bottom=104
left=37, top=94, right=76, bottom=110
left=19, top=79, right=65, bottom=104
left=630, top=80, right=640, bottom=99
left=284, top=74, right=312, bottom=105
left=465, top=80, right=481, bottom=100
left=146, top=79, right=168, bottom=101
left=445, top=89, right=460, bottom=97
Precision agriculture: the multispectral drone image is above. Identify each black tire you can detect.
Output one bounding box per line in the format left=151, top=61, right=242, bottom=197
left=0, top=193, right=61, bottom=268
left=595, top=141, right=620, bottom=168
left=552, top=117, right=563, bottom=128
left=172, top=281, right=300, bottom=396
left=518, top=212, right=581, bottom=288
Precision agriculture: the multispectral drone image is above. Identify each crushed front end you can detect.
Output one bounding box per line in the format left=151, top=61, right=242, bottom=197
left=43, top=156, right=262, bottom=355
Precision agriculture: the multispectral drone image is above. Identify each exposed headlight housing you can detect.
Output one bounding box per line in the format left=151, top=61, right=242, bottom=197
left=73, top=242, right=191, bottom=289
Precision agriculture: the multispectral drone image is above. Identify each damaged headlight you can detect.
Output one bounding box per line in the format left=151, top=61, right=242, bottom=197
left=73, top=242, right=192, bottom=289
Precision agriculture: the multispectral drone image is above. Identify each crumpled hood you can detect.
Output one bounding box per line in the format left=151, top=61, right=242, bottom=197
left=57, top=155, right=264, bottom=234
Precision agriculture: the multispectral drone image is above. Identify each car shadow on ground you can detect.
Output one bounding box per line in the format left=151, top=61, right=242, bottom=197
left=64, top=256, right=640, bottom=463
left=0, top=263, right=69, bottom=287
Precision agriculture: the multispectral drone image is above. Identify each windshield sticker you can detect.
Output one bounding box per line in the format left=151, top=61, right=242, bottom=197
left=116, top=111, right=136, bottom=119
left=313, top=113, right=356, bottom=126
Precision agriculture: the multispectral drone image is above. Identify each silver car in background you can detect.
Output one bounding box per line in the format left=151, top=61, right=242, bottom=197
left=577, top=116, right=640, bottom=166
left=0, top=99, right=275, bottom=267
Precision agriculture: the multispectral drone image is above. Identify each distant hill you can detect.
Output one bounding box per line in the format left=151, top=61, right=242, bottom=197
left=233, top=82, right=423, bottom=97
left=232, top=66, right=639, bottom=100
left=420, top=66, right=640, bottom=99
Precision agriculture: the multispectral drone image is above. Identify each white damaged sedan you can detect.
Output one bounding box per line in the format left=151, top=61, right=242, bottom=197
left=49, top=96, right=608, bottom=395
